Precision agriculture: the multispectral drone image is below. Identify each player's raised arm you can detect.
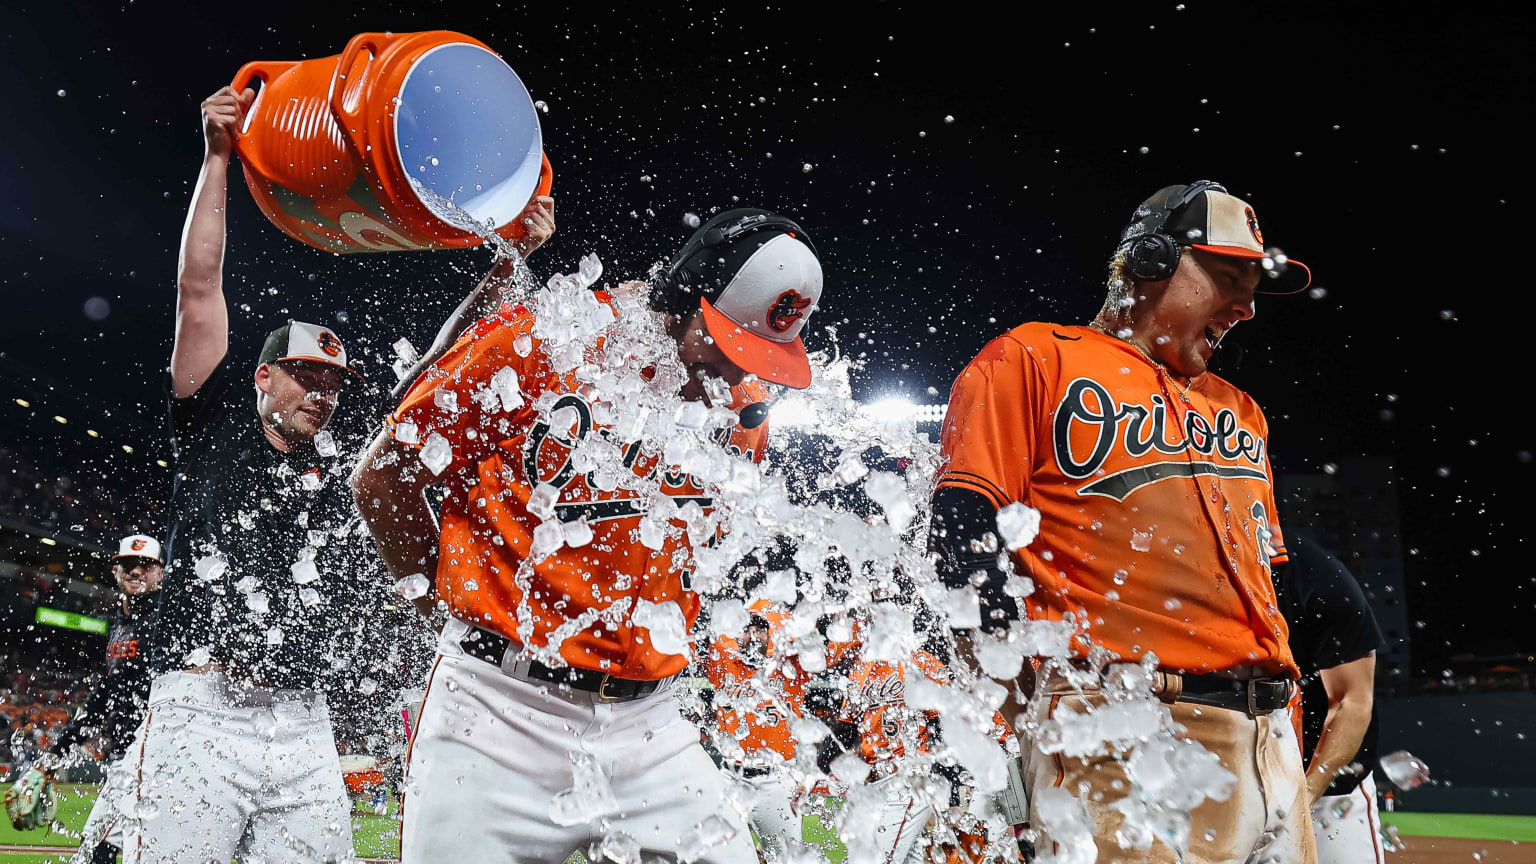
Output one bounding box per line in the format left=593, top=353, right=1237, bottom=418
left=351, top=429, right=442, bottom=618
left=391, top=195, right=554, bottom=400
left=170, top=86, right=253, bottom=399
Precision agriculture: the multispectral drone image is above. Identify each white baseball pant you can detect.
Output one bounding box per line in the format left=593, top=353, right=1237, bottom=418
left=1311, top=773, right=1384, bottom=864
left=121, top=671, right=353, bottom=864
left=400, top=620, right=756, bottom=863
left=743, top=770, right=802, bottom=859
left=72, top=754, right=133, bottom=862
left=839, top=774, right=933, bottom=864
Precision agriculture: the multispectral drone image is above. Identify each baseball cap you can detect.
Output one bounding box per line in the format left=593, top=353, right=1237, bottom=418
left=257, top=320, right=365, bottom=385
left=662, top=209, right=824, bottom=389
left=1120, top=181, right=1311, bottom=294
left=114, top=534, right=162, bottom=563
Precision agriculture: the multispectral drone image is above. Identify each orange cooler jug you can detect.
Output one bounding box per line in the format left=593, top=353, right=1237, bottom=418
left=231, top=31, right=553, bottom=254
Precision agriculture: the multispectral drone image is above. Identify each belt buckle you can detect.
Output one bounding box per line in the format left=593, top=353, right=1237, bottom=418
left=597, top=672, right=619, bottom=701
left=1246, top=680, right=1258, bottom=717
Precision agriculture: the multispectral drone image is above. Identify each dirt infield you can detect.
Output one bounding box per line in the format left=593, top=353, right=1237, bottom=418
left=1391, top=836, right=1531, bottom=863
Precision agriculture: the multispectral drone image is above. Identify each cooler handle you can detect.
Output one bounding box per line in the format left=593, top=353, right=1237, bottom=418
left=331, top=32, right=408, bottom=141
left=228, top=60, right=298, bottom=177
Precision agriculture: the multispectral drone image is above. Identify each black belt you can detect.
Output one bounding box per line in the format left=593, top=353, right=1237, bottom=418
left=1170, top=672, right=1292, bottom=716
left=1070, top=660, right=1292, bottom=716
left=458, top=626, right=666, bottom=702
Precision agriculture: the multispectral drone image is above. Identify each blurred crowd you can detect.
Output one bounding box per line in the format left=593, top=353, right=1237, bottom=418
left=0, top=657, right=87, bottom=768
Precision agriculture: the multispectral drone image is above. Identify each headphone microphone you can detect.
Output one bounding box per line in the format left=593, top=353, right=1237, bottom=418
left=738, top=402, right=771, bottom=430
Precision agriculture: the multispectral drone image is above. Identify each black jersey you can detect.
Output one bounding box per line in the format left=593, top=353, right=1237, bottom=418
left=1276, top=535, right=1386, bottom=796
left=150, top=350, right=360, bottom=689
left=54, top=590, right=161, bottom=763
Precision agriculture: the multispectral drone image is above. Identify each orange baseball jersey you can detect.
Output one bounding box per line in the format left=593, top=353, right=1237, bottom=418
left=844, top=650, right=950, bottom=762
left=705, top=638, right=804, bottom=761
left=936, top=323, right=1296, bottom=677
left=391, top=296, right=769, bottom=680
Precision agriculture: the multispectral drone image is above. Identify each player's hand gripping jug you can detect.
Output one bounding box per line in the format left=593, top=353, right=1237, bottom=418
left=230, top=31, right=553, bottom=253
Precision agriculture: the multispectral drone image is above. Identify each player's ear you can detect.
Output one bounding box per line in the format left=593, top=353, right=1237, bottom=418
left=254, top=362, right=273, bottom=394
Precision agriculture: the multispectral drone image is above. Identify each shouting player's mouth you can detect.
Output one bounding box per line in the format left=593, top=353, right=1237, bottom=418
left=1204, top=324, right=1227, bottom=352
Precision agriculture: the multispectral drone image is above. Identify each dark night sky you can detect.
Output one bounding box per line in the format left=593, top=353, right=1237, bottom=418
left=2, top=1, right=1532, bottom=673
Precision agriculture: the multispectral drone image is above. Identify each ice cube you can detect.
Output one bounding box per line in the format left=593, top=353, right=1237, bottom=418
left=861, top=604, right=915, bottom=663
left=832, top=453, right=868, bottom=486
left=313, top=429, right=337, bottom=458
left=490, top=366, right=524, bottom=412
left=434, top=389, right=460, bottom=413
left=548, top=751, right=619, bottom=826
left=596, top=830, right=641, bottom=864
left=419, top=433, right=453, bottom=475
left=307, top=529, right=328, bottom=547
left=265, top=626, right=284, bottom=646
left=947, top=718, right=1008, bottom=793
left=392, top=337, right=419, bottom=364
left=194, top=555, right=227, bottom=582
left=633, top=599, right=689, bottom=656
left=299, top=470, right=323, bottom=491
left=674, top=401, right=710, bottom=430
left=973, top=635, right=1026, bottom=680
left=528, top=483, right=559, bottom=520
left=577, top=253, right=604, bottom=288
left=711, top=598, right=750, bottom=637
left=184, top=646, right=212, bottom=667
left=945, top=587, right=982, bottom=629
left=996, top=502, right=1041, bottom=551
left=530, top=521, right=565, bottom=561
left=246, top=592, right=269, bottom=614
left=830, top=751, right=870, bottom=785
left=758, top=569, right=797, bottom=604
left=676, top=814, right=738, bottom=864
left=358, top=678, right=379, bottom=696
left=291, top=560, right=320, bottom=585
left=640, top=518, right=667, bottom=551
left=298, top=587, right=321, bottom=607
left=394, top=573, right=430, bottom=600
left=549, top=405, right=580, bottom=436
left=865, top=471, right=915, bottom=531
left=514, top=333, right=534, bottom=357
left=703, top=376, right=732, bottom=406
left=1379, top=750, right=1431, bottom=789
left=393, top=420, right=420, bottom=446
left=562, top=518, right=594, bottom=548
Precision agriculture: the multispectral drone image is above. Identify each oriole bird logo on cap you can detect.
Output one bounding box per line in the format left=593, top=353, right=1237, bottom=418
left=130, top=539, right=147, bottom=551
left=767, top=291, right=813, bottom=333
left=1244, top=207, right=1264, bottom=245
left=317, top=331, right=343, bottom=358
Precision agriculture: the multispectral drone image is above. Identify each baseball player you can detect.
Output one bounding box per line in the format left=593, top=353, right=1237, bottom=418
left=1276, top=535, right=1388, bottom=864
left=353, top=208, right=825, bottom=862
left=4, top=535, right=164, bottom=862
left=63, top=535, right=165, bottom=864
left=125, top=84, right=555, bottom=863
left=930, top=181, right=1316, bottom=862
left=704, top=607, right=814, bottom=859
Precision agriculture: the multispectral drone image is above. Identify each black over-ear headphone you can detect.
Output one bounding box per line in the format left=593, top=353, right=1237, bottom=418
left=1122, top=180, right=1225, bottom=282
left=653, top=209, right=819, bottom=299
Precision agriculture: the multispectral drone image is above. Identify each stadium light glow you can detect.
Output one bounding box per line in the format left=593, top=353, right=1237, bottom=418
left=40, top=537, right=57, bottom=546
left=156, top=459, right=169, bottom=468
left=14, top=398, right=30, bottom=408
left=53, top=415, right=68, bottom=424
left=122, top=444, right=134, bottom=454
left=862, top=398, right=916, bottom=422
left=87, top=429, right=100, bottom=437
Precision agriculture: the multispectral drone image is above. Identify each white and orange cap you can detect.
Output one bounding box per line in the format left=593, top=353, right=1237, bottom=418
left=114, top=534, right=162, bottom=563
left=660, top=209, right=824, bottom=389
left=1123, top=181, right=1311, bottom=294
left=257, top=320, right=365, bottom=384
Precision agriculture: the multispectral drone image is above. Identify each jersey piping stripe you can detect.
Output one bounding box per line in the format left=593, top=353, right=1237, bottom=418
left=399, top=654, right=444, bottom=860
left=883, top=797, right=917, bottom=864
left=1363, top=779, right=1383, bottom=864
left=936, top=475, right=1008, bottom=509
left=940, top=470, right=1010, bottom=505
left=129, top=705, right=154, bottom=864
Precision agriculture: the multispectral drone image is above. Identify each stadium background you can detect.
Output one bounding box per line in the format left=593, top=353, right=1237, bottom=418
left=3, top=0, right=1534, bottom=860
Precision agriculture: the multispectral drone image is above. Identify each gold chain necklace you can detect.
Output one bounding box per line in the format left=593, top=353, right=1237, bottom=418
left=1087, top=321, right=1197, bottom=399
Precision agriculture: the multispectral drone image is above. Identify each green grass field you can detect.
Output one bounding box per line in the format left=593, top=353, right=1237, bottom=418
left=4, top=783, right=1534, bottom=862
